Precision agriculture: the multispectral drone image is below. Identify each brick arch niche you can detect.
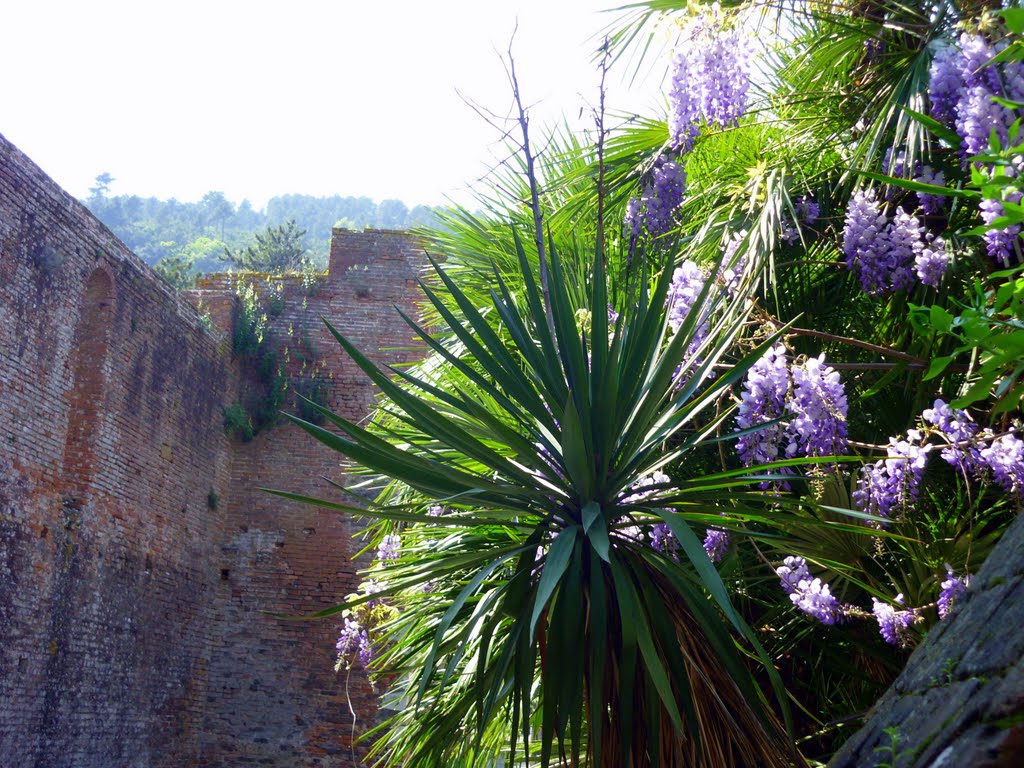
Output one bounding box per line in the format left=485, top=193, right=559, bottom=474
left=61, top=267, right=115, bottom=495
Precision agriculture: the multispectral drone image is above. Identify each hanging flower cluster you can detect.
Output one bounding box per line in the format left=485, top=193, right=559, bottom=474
left=781, top=196, right=820, bottom=244
left=775, top=556, right=968, bottom=647
left=734, top=344, right=849, bottom=476
left=842, top=189, right=949, bottom=294
left=928, top=33, right=1019, bottom=155
left=669, top=6, right=752, bottom=152
left=928, top=32, right=1023, bottom=265
left=914, top=165, right=947, bottom=217
left=334, top=537, right=405, bottom=670
left=665, top=259, right=714, bottom=386
left=938, top=566, right=970, bottom=620
left=854, top=399, right=1024, bottom=525
left=625, top=154, right=687, bottom=240
left=871, top=596, right=921, bottom=646
left=853, top=432, right=931, bottom=522
left=335, top=582, right=389, bottom=670
left=777, top=556, right=842, bottom=625
left=336, top=616, right=373, bottom=670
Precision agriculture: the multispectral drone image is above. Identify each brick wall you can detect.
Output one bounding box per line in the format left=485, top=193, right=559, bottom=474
left=0, top=130, right=426, bottom=767
left=0, top=132, right=236, bottom=767
left=193, top=231, right=425, bottom=766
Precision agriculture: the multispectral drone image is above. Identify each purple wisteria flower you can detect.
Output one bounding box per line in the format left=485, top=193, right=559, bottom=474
left=958, top=33, right=1000, bottom=91
left=872, top=595, right=920, bottom=646
left=720, top=229, right=747, bottom=293
left=883, top=207, right=925, bottom=292
left=651, top=523, right=679, bottom=557
left=930, top=32, right=1018, bottom=159
left=624, top=196, right=643, bottom=239
left=979, top=195, right=1022, bottom=268
left=787, top=355, right=849, bottom=459
left=667, top=260, right=709, bottom=334
left=666, top=261, right=712, bottom=386
left=640, top=156, right=687, bottom=236
left=782, top=197, right=819, bottom=244
left=914, top=166, right=947, bottom=216
left=915, top=234, right=949, bottom=288
left=922, top=399, right=982, bottom=475
left=929, top=43, right=965, bottom=126
left=777, top=556, right=841, bottom=625
left=669, top=46, right=703, bottom=152
left=928, top=31, right=1023, bottom=267
left=853, top=432, right=931, bottom=522
left=376, top=533, right=402, bottom=562
left=956, top=84, right=1010, bottom=157
left=623, top=470, right=671, bottom=506
left=1004, top=59, right=1024, bottom=104
left=699, top=27, right=752, bottom=129
left=979, top=432, right=1024, bottom=498
left=937, top=565, right=969, bottom=620
left=842, top=189, right=890, bottom=295
left=864, top=37, right=884, bottom=65
left=883, top=148, right=919, bottom=180
left=669, top=11, right=751, bottom=151
left=336, top=617, right=372, bottom=669
left=797, top=197, right=820, bottom=226
left=702, top=528, right=730, bottom=563
left=929, top=32, right=1024, bottom=268
left=735, top=343, right=790, bottom=468
left=777, top=555, right=810, bottom=593
left=843, top=191, right=940, bottom=295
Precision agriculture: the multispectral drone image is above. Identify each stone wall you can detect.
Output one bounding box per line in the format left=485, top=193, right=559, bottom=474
left=0, top=131, right=425, bottom=767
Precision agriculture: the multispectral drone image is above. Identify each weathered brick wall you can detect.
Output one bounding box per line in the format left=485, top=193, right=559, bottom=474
left=193, top=230, right=425, bottom=766
left=1, top=128, right=427, bottom=768
left=0, top=132, right=236, bottom=766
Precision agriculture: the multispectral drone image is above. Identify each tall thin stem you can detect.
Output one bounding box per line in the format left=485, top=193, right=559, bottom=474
left=507, top=42, right=557, bottom=346
left=596, top=37, right=610, bottom=263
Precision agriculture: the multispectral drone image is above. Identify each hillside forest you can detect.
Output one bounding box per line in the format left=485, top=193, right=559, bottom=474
left=82, top=175, right=438, bottom=286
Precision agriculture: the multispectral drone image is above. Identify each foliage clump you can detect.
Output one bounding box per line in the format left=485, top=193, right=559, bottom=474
left=221, top=220, right=310, bottom=274
left=224, top=277, right=330, bottom=440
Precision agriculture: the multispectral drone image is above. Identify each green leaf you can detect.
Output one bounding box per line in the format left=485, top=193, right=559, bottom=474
left=929, top=304, right=954, bottom=334
left=898, top=106, right=968, bottom=150
left=1000, top=8, right=1024, bottom=35
left=582, top=501, right=602, bottom=534
left=417, top=555, right=513, bottom=706
left=952, top=370, right=1001, bottom=408
left=924, top=355, right=955, bottom=381
left=587, top=515, right=612, bottom=563
left=657, top=511, right=745, bottom=633
left=560, top=393, right=594, bottom=499
left=856, top=169, right=978, bottom=199
left=609, top=558, right=683, bottom=732
left=530, top=526, right=578, bottom=638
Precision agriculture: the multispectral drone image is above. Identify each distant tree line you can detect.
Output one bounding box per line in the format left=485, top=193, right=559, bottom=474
left=83, top=175, right=439, bottom=287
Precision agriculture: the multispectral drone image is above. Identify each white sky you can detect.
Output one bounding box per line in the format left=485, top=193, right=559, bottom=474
left=2, top=0, right=668, bottom=210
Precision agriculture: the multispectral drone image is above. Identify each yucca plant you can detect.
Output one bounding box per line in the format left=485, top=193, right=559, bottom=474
left=271, top=190, right=828, bottom=766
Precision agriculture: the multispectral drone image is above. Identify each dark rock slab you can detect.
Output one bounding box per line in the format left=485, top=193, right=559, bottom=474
left=829, top=513, right=1024, bottom=768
